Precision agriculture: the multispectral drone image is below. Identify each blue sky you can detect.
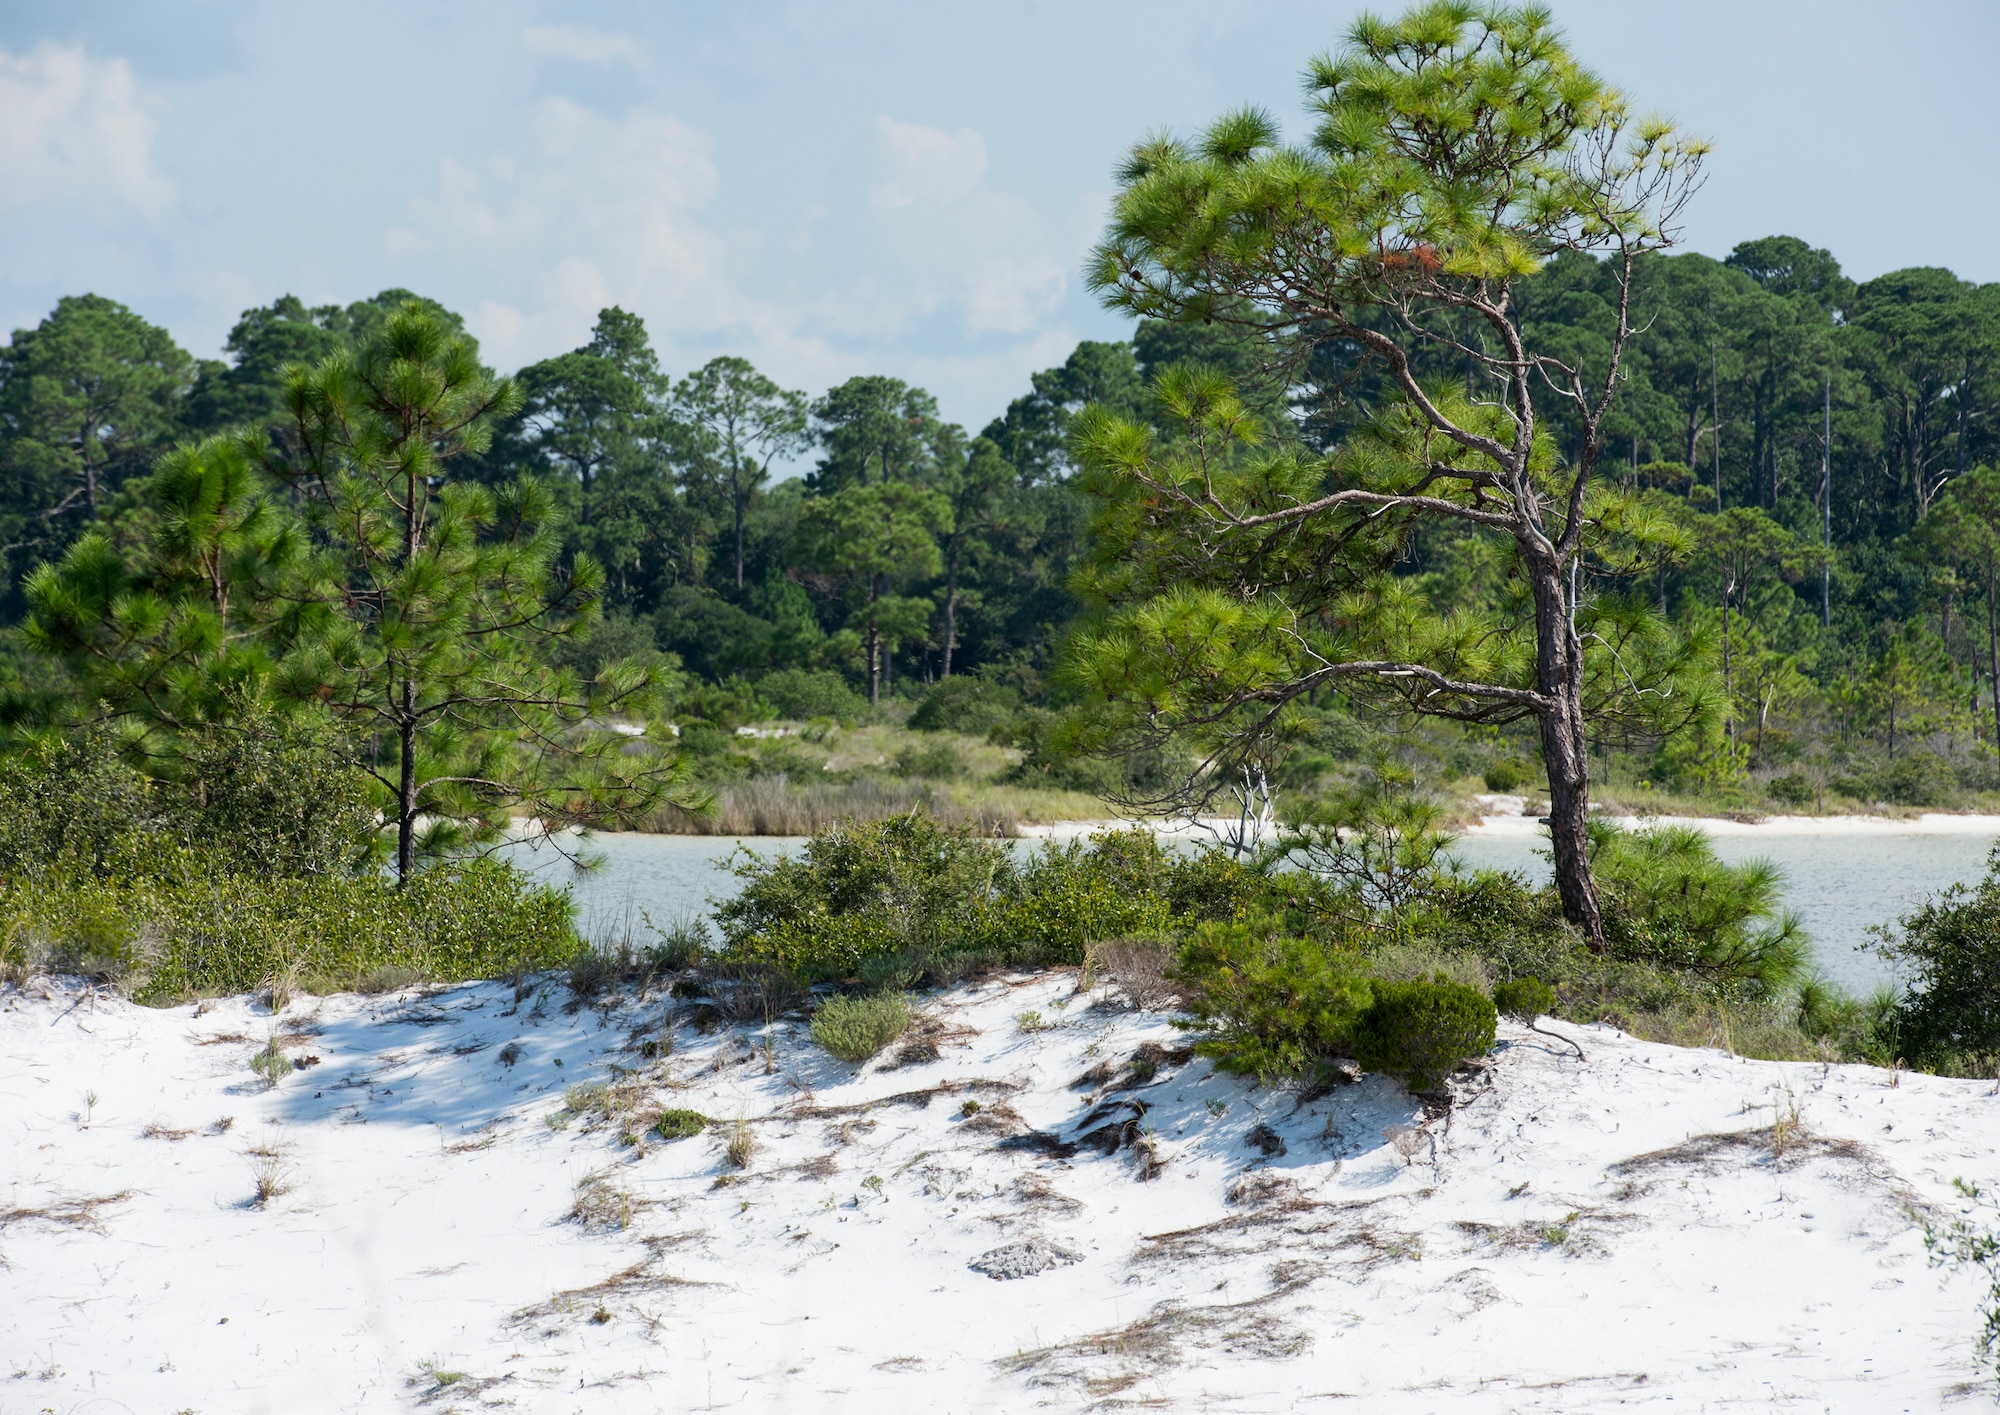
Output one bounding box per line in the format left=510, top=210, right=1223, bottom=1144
left=3, top=1, right=1996, bottom=432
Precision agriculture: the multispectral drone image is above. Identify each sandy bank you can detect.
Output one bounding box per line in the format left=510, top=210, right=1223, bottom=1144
left=3, top=973, right=1996, bottom=1410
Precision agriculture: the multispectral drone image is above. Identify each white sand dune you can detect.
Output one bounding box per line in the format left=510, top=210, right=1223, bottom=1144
left=3, top=973, right=1996, bottom=1411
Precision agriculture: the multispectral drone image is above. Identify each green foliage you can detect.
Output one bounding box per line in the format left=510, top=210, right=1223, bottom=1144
left=249, top=1037, right=294, bottom=1087
left=1766, top=773, right=1815, bottom=808
left=0, top=855, right=576, bottom=1002
left=268, top=302, right=691, bottom=876
left=652, top=1108, right=709, bottom=1141
left=908, top=674, right=1019, bottom=735
left=1592, top=823, right=1807, bottom=992
left=1877, top=847, right=2000, bottom=1067
left=166, top=706, right=381, bottom=876
left=796, top=480, right=949, bottom=705
left=0, top=729, right=151, bottom=878
left=1481, top=763, right=1523, bottom=793
left=1281, top=770, right=1457, bottom=922
left=715, top=812, right=1013, bottom=976
left=0, top=713, right=377, bottom=881
left=1170, top=920, right=1373, bottom=1082
left=1492, top=976, right=1557, bottom=1023
left=1352, top=976, right=1499, bottom=1094
left=893, top=739, right=963, bottom=780
left=1009, top=833, right=1174, bottom=965
left=758, top=668, right=864, bottom=723
left=715, top=813, right=1219, bottom=979
left=810, top=991, right=912, bottom=1062
left=0, top=295, right=194, bottom=604
left=674, top=356, right=810, bottom=592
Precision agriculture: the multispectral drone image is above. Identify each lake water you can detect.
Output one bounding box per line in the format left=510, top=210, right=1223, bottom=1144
left=505, top=818, right=2000, bottom=996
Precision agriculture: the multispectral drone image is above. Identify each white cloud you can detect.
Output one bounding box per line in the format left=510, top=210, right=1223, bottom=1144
left=869, top=117, right=987, bottom=210
left=396, top=100, right=732, bottom=367
left=0, top=43, right=170, bottom=215
left=523, top=24, right=647, bottom=69
left=384, top=103, right=1098, bottom=423
left=864, top=116, right=1076, bottom=337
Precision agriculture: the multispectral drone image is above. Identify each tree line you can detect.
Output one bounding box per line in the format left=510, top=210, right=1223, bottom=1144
left=4, top=186, right=2000, bottom=873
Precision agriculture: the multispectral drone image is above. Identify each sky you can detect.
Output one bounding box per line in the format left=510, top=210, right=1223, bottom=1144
left=2, top=0, right=1997, bottom=434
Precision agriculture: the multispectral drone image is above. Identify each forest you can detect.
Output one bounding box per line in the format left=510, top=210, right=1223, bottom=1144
left=3, top=233, right=1997, bottom=822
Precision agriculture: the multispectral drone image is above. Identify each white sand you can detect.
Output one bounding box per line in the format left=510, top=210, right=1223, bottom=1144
left=4, top=974, right=1997, bottom=1411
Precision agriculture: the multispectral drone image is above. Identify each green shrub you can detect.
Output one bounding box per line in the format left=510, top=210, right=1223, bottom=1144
left=1878, top=752, right=1954, bottom=808
left=1005, top=833, right=1173, bottom=965
left=0, top=729, right=151, bottom=878
left=1766, top=773, right=1815, bottom=809
left=1878, top=847, right=2000, bottom=1068
left=909, top=675, right=1019, bottom=735
left=1352, top=976, right=1497, bottom=1093
left=715, top=813, right=1014, bottom=977
left=0, top=711, right=380, bottom=883
left=1492, top=976, right=1556, bottom=1023
left=652, top=1108, right=709, bottom=1140
left=249, top=1037, right=294, bottom=1087
left=1481, top=762, right=1523, bottom=793
left=0, top=854, right=578, bottom=1002
left=894, top=740, right=965, bottom=780
left=1591, top=823, right=1807, bottom=993
left=758, top=668, right=865, bottom=724
left=810, top=992, right=912, bottom=1062
left=1171, top=921, right=1373, bottom=1082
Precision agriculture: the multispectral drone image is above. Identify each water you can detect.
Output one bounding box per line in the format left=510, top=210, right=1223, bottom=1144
left=504, top=820, right=2000, bottom=997
left=1450, top=822, right=1999, bottom=994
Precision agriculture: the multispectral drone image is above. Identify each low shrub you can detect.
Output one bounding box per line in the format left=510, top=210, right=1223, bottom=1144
left=1591, top=823, right=1808, bottom=994
left=1352, top=975, right=1498, bottom=1094
left=0, top=855, right=578, bottom=1003
left=714, top=814, right=1194, bottom=978
left=1492, top=976, right=1556, bottom=1023
left=810, top=992, right=912, bottom=1062
left=652, top=1108, right=709, bottom=1141
left=1877, top=846, right=2000, bottom=1070
left=1007, top=833, right=1173, bottom=965
left=909, top=675, right=1019, bottom=736
left=1481, top=762, right=1523, bottom=793
left=757, top=668, right=866, bottom=724
left=1766, top=773, right=1815, bottom=809
left=894, top=740, right=965, bottom=780
left=1171, top=920, right=1373, bottom=1082
left=715, top=813, right=1013, bottom=977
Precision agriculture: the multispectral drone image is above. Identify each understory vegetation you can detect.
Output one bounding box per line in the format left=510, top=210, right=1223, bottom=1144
left=0, top=727, right=577, bottom=1003
left=701, top=802, right=1977, bottom=1087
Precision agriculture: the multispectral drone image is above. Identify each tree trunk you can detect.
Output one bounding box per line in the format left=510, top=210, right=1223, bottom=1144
left=1530, top=557, right=1606, bottom=952
left=1720, top=576, right=1734, bottom=742
left=733, top=482, right=746, bottom=591
left=1987, top=564, right=1999, bottom=750
left=940, top=542, right=961, bottom=678
left=396, top=679, right=418, bottom=882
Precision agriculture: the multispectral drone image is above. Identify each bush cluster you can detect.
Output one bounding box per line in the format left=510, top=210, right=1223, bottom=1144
left=810, top=992, right=912, bottom=1062
left=1, top=855, right=577, bottom=1002
left=1876, top=845, right=2000, bottom=1071
left=1352, top=976, right=1498, bottom=1094
left=0, top=727, right=579, bottom=1001
left=714, top=815, right=1215, bottom=981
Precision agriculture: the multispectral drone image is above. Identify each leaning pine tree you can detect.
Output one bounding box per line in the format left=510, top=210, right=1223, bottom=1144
left=1067, top=2, right=1713, bottom=948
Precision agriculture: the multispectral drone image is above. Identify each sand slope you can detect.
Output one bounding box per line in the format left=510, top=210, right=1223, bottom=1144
left=3, top=973, right=1996, bottom=1412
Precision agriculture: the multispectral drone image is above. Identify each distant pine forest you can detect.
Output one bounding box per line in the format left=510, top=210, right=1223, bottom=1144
left=5, top=234, right=1998, bottom=817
